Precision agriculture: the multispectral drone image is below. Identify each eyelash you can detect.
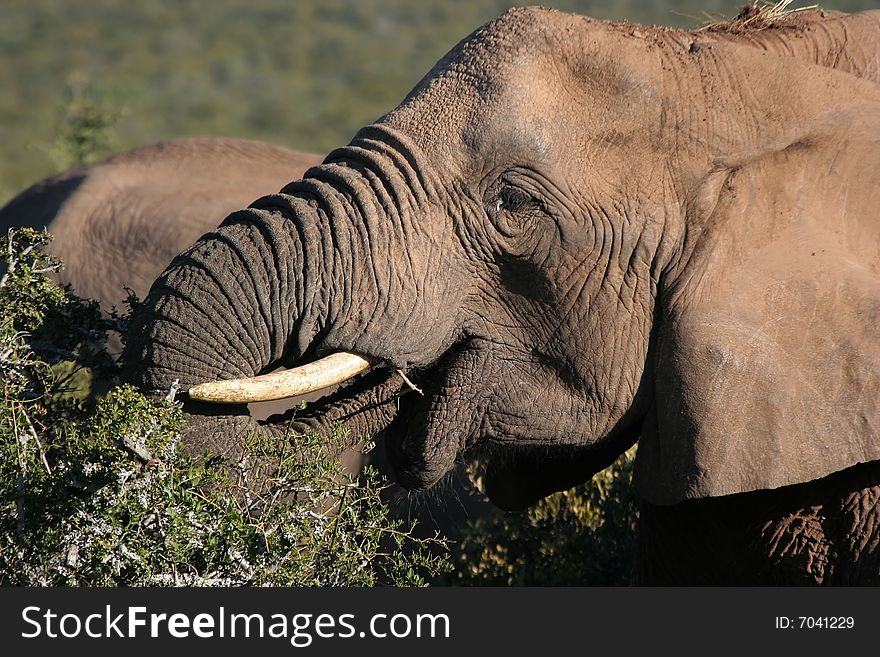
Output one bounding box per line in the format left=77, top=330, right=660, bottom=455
left=491, top=184, right=542, bottom=214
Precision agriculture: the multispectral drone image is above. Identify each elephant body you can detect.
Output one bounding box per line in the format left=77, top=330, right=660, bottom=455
left=119, top=8, right=880, bottom=585
left=638, top=460, right=880, bottom=585
left=0, top=136, right=322, bottom=311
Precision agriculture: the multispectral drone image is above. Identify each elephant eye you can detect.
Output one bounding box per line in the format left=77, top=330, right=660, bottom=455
left=494, top=184, right=540, bottom=214
left=488, top=183, right=543, bottom=214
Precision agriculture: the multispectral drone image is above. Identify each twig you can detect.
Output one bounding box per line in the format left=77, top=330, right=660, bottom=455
left=239, top=454, right=254, bottom=523
left=1, top=227, right=16, bottom=289
left=16, top=473, right=25, bottom=536
left=10, top=400, right=27, bottom=536
left=165, top=379, right=181, bottom=403
left=395, top=369, right=424, bottom=395
left=119, top=434, right=156, bottom=464
left=21, top=408, right=51, bottom=474
left=1, top=227, right=57, bottom=288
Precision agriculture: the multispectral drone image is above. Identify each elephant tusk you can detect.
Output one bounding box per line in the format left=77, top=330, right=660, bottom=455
left=186, top=352, right=375, bottom=403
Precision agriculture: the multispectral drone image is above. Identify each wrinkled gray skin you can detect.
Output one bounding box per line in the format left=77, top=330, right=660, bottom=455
left=125, top=8, right=880, bottom=584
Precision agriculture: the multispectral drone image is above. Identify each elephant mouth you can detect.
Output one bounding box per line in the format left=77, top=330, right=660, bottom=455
left=378, top=339, right=494, bottom=491
left=381, top=373, right=462, bottom=491
left=184, top=339, right=495, bottom=493
left=307, top=340, right=489, bottom=492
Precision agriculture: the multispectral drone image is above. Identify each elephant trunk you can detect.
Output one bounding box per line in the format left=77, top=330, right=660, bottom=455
left=123, top=123, right=457, bottom=474
left=121, top=178, right=394, bottom=460
left=125, top=197, right=324, bottom=390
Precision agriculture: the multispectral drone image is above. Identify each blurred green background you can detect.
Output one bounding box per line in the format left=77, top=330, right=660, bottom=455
left=2, top=0, right=879, bottom=204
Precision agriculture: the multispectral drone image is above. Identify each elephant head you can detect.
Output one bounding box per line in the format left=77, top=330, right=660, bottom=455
left=124, top=8, right=880, bottom=512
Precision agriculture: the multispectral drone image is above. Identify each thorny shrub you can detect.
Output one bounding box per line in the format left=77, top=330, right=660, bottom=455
left=451, top=449, right=639, bottom=586
left=0, top=227, right=449, bottom=586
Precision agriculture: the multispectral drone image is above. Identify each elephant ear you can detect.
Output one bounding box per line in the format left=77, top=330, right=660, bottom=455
left=635, top=105, right=880, bottom=505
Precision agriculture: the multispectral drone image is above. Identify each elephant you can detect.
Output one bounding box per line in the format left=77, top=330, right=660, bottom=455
left=122, top=7, right=880, bottom=585
left=0, top=136, right=322, bottom=314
